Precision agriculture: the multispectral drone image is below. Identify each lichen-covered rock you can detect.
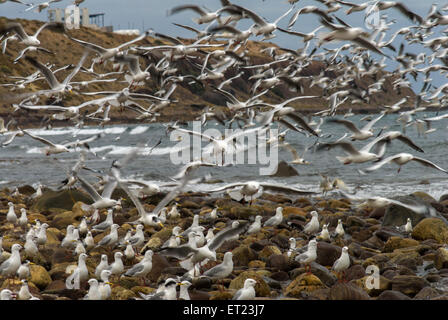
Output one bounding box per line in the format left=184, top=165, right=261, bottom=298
left=284, top=273, right=326, bottom=298
left=383, top=237, right=420, bottom=252
left=258, top=245, right=282, bottom=261
left=412, top=218, right=448, bottom=243
left=29, top=264, right=52, bottom=290
left=32, top=190, right=92, bottom=211
left=232, top=245, right=258, bottom=267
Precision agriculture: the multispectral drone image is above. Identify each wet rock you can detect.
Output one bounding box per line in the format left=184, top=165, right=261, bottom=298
left=232, top=245, right=258, bottom=267
left=269, top=271, right=289, bottom=282
left=316, top=242, right=342, bottom=266
left=362, top=235, right=385, bottom=250
left=377, top=290, right=411, bottom=300
left=267, top=254, right=289, bottom=271
left=18, top=185, right=36, bottom=196
left=345, top=265, right=366, bottom=281
left=374, top=227, right=406, bottom=242
left=383, top=195, right=447, bottom=227
left=229, top=271, right=270, bottom=297
left=362, top=253, right=393, bottom=270
left=191, top=278, right=212, bottom=290
left=369, top=207, right=385, bottom=219
left=284, top=273, right=326, bottom=298
left=413, top=287, right=443, bottom=300
left=383, top=237, right=419, bottom=252
left=435, top=247, right=448, bottom=270
left=270, top=160, right=299, bottom=177
left=249, top=241, right=268, bottom=252
left=329, top=283, right=370, bottom=300
left=346, top=216, right=367, bottom=228
left=412, top=218, right=448, bottom=243
left=389, top=251, right=423, bottom=270
left=269, top=234, right=290, bottom=249
left=391, top=275, right=429, bottom=297
left=309, top=262, right=337, bottom=286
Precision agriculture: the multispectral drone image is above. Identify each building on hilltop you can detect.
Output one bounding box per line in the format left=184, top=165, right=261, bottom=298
left=48, top=7, right=113, bottom=32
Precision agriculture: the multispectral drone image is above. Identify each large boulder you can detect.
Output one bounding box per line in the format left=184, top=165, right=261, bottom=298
left=270, top=160, right=299, bottom=177
left=32, top=190, right=92, bottom=211
left=412, top=218, right=448, bottom=244
left=391, top=275, right=430, bottom=297
left=329, top=283, right=370, bottom=300
left=382, top=195, right=447, bottom=227
left=29, top=264, right=52, bottom=290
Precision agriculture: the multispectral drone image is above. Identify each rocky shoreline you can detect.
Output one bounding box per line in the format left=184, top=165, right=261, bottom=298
left=1, top=184, right=448, bottom=300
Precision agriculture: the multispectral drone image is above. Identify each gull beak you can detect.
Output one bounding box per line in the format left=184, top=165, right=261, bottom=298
left=158, top=222, right=164, bottom=228
left=106, top=282, right=113, bottom=285
left=176, top=235, right=183, bottom=239
left=29, top=262, right=35, bottom=265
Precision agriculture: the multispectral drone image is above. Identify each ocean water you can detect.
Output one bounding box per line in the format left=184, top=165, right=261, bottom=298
left=0, top=111, right=447, bottom=200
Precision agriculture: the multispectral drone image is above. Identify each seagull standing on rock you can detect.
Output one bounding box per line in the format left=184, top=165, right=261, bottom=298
left=232, top=278, right=257, bottom=300
left=332, top=246, right=350, bottom=281
left=335, top=219, right=345, bottom=237
left=263, top=207, right=284, bottom=227
left=247, top=215, right=262, bottom=234
left=295, top=239, right=317, bottom=274
left=0, top=244, right=22, bottom=280
left=6, top=202, right=17, bottom=225
left=303, top=211, right=320, bottom=235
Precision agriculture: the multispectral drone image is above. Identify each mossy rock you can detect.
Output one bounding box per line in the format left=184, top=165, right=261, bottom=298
left=32, top=189, right=92, bottom=211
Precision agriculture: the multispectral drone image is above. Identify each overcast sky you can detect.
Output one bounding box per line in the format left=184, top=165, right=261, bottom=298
left=1, top=0, right=445, bottom=90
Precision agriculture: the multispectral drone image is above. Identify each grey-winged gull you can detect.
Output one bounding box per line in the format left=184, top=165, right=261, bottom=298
left=124, top=249, right=153, bottom=285
left=247, top=215, right=262, bottom=234
left=95, top=254, right=109, bottom=279
left=263, top=207, right=284, bottom=227
left=295, top=239, right=317, bottom=274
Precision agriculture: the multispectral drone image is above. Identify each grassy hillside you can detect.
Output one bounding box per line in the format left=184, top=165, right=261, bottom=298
left=0, top=17, right=416, bottom=128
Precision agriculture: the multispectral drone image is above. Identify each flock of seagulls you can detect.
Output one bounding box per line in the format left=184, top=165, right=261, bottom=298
left=0, top=0, right=448, bottom=300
